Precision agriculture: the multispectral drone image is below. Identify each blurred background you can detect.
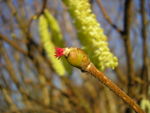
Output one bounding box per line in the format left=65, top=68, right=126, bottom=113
left=0, top=0, right=150, bottom=113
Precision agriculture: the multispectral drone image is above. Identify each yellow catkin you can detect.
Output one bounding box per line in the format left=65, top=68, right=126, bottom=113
left=44, top=9, right=72, bottom=74
left=44, top=9, right=64, bottom=47
left=63, top=0, right=118, bottom=71
left=38, top=15, right=66, bottom=76
left=140, top=99, right=150, bottom=113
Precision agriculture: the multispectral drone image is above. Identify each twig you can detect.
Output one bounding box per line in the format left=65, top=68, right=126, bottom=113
left=58, top=47, right=145, bottom=113
left=95, top=0, right=123, bottom=34
left=0, top=34, right=54, bottom=75
left=140, top=0, right=149, bottom=96
left=61, top=77, right=93, bottom=113
left=85, top=63, right=145, bottom=113
left=6, top=0, right=28, bottom=34
left=27, top=0, right=48, bottom=34
left=1, top=88, right=20, bottom=113
left=114, top=66, right=127, bottom=85
left=0, top=33, right=27, bottom=55
left=123, top=0, right=135, bottom=97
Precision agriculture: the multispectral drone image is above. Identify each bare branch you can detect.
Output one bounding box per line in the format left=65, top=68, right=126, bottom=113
left=86, top=63, right=145, bottom=113
left=95, top=0, right=123, bottom=34
left=0, top=34, right=27, bottom=55
left=123, top=0, right=135, bottom=97
left=140, top=0, right=149, bottom=96
left=27, top=0, right=48, bottom=34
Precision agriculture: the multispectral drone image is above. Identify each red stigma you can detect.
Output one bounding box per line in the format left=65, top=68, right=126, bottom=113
left=55, top=48, right=64, bottom=58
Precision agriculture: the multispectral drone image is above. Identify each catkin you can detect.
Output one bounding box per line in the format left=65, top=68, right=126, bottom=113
left=44, top=9, right=64, bottom=47
left=38, top=15, right=66, bottom=76
left=44, top=10, right=72, bottom=74
left=63, top=0, right=118, bottom=71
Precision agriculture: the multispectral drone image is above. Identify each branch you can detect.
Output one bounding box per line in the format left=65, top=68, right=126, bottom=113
left=27, top=0, right=48, bottom=34
left=0, top=33, right=56, bottom=77
left=95, top=0, right=123, bottom=34
left=114, top=66, right=127, bottom=84
left=85, top=63, right=144, bottom=113
left=55, top=47, right=145, bottom=113
left=140, top=0, right=149, bottom=96
left=6, top=0, right=28, bottom=34
left=123, top=0, right=135, bottom=96
left=0, top=34, right=27, bottom=55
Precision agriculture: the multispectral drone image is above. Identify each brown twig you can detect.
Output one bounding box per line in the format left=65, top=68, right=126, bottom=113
left=140, top=0, right=149, bottom=96
left=114, top=67, right=127, bottom=83
left=85, top=63, right=145, bottom=113
left=6, top=0, right=28, bottom=35
left=0, top=33, right=54, bottom=74
left=95, top=0, right=123, bottom=34
left=0, top=34, right=27, bottom=55
left=27, top=0, right=48, bottom=34
left=61, top=77, right=93, bottom=113
left=61, top=47, right=144, bottom=113
left=123, top=0, right=135, bottom=97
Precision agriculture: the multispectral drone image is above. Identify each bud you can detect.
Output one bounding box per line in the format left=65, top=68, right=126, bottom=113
left=55, top=47, right=91, bottom=71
